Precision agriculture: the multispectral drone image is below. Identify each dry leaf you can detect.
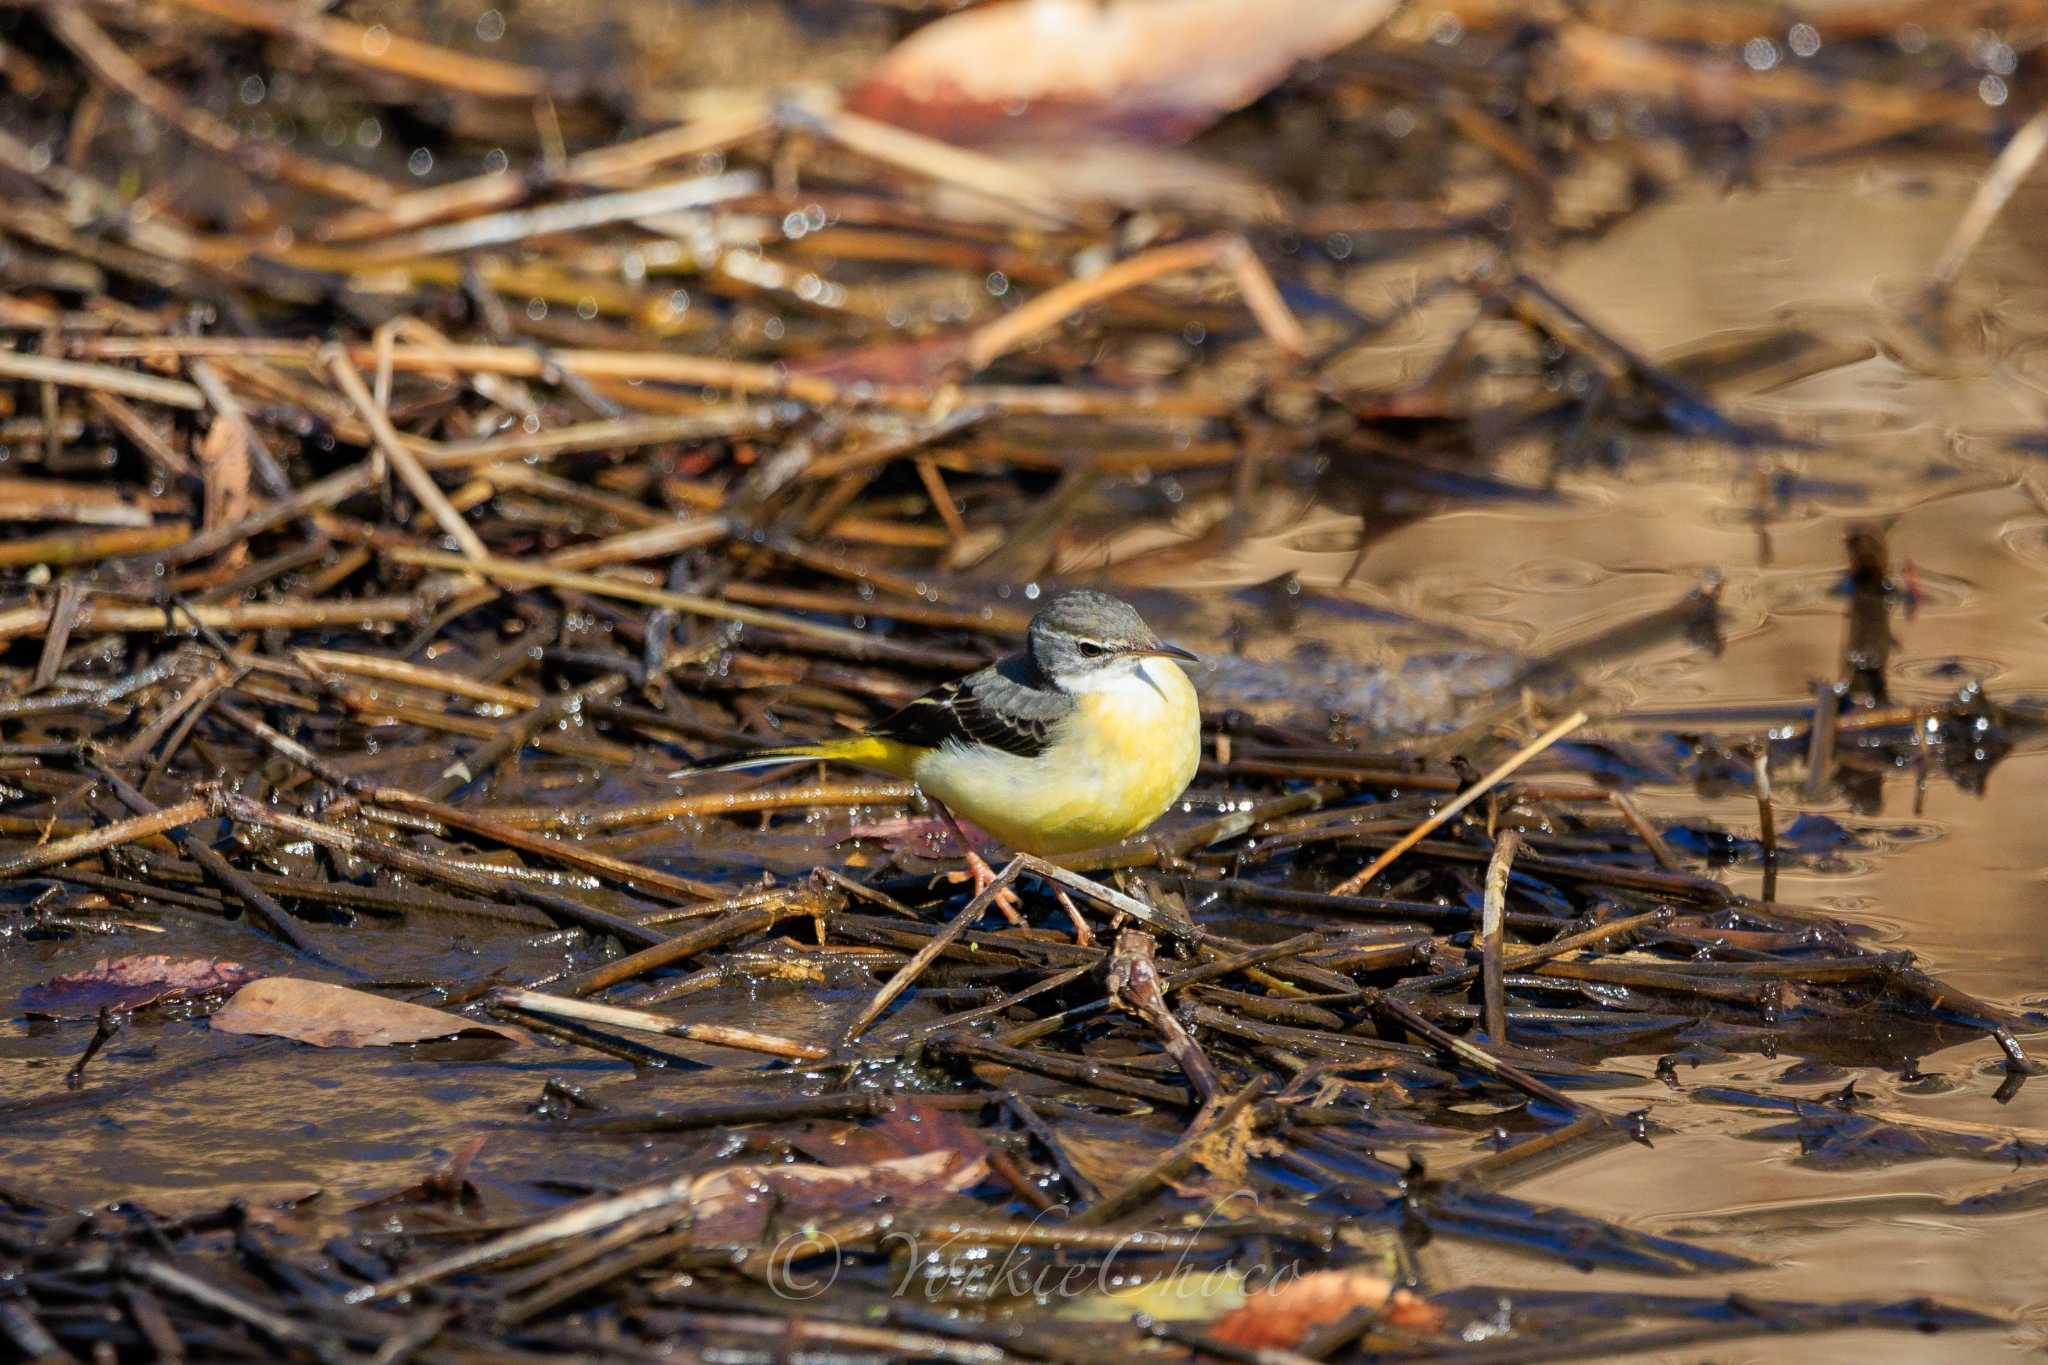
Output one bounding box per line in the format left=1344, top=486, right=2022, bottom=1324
left=108, top=1182, right=322, bottom=1228
left=210, top=977, right=532, bottom=1048
left=846, top=0, right=1399, bottom=146
left=792, top=1098, right=994, bottom=1169
left=1209, top=1269, right=1445, bottom=1348
left=691, top=1147, right=985, bottom=1246
left=197, top=414, right=251, bottom=534
left=20, top=955, right=258, bottom=1018
left=1052, top=1124, right=1173, bottom=1195
left=789, top=333, right=970, bottom=386
left=1166, top=1099, right=1259, bottom=1200
left=196, top=413, right=251, bottom=571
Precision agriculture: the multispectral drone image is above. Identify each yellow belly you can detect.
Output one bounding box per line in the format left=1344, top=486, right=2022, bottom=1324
left=911, top=660, right=1200, bottom=855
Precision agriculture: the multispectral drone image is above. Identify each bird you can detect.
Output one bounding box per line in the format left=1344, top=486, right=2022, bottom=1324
left=707, top=590, right=1201, bottom=924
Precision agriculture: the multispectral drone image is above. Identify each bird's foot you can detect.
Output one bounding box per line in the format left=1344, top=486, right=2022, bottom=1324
left=950, top=849, right=1026, bottom=925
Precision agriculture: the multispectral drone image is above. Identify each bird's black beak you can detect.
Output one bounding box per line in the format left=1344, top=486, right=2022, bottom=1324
left=1132, top=642, right=1199, bottom=664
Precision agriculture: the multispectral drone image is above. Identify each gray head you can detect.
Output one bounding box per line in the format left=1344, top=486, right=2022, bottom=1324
left=1026, top=590, right=1196, bottom=688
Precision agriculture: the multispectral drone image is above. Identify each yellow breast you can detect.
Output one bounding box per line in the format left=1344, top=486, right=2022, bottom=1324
left=912, top=659, right=1201, bottom=856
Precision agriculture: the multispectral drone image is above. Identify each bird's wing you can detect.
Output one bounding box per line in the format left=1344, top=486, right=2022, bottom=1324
left=867, top=655, right=1068, bottom=758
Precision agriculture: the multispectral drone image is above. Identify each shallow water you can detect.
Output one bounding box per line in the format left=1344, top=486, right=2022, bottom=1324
left=1211, top=159, right=2048, bottom=1354
left=8, top=13, right=2048, bottom=1355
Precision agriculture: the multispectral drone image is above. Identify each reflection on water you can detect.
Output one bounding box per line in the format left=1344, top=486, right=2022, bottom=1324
left=1175, top=158, right=2048, bottom=1352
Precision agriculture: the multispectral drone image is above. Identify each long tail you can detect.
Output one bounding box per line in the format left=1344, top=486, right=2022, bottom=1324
left=680, top=734, right=911, bottom=776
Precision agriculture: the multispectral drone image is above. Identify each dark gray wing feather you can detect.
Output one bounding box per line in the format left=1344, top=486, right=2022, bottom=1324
left=868, top=653, right=1069, bottom=758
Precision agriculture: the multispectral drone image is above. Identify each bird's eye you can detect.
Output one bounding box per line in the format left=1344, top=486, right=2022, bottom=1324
left=1077, top=642, right=1105, bottom=658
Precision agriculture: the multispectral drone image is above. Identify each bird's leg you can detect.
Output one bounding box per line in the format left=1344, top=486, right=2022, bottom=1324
left=1053, top=888, right=1094, bottom=947
left=931, top=799, right=1025, bottom=925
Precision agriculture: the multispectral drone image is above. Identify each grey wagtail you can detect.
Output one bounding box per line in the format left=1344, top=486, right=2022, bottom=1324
left=709, top=589, right=1200, bottom=898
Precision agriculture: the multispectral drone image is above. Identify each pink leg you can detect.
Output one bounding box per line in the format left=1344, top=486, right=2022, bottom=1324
left=932, top=800, right=1025, bottom=926
left=1053, top=888, right=1094, bottom=946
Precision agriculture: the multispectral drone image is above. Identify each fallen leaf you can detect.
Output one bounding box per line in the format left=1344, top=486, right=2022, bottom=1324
left=1209, top=1269, right=1444, bottom=1348
left=846, top=0, right=1399, bottom=147
left=1166, top=1098, right=1260, bottom=1200
left=360, top=1148, right=987, bottom=1302
left=692, top=1147, right=986, bottom=1246
left=1052, top=1124, right=1174, bottom=1195
left=792, top=1097, right=994, bottom=1169
left=210, top=977, right=532, bottom=1048
left=107, top=1182, right=322, bottom=1228
left=788, top=333, right=970, bottom=386
left=20, top=955, right=258, bottom=1018
left=196, top=414, right=251, bottom=567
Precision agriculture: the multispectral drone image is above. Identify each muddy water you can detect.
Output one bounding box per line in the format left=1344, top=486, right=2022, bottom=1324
left=7, top=142, right=2048, bottom=1358
left=1201, top=161, right=2048, bottom=1357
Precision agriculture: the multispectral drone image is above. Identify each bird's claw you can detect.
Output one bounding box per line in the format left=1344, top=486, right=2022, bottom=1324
left=949, top=850, right=1026, bottom=925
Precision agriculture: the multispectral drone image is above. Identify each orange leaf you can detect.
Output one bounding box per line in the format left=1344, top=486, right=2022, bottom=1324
left=1209, top=1269, right=1444, bottom=1349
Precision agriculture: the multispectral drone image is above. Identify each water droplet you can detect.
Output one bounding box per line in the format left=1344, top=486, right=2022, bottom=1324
left=1743, top=37, right=1780, bottom=71
left=475, top=9, right=506, bottom=41
left=1788, top=23, right=1820, bottom=57
left=239, top=75, right=266, bottom=106
left=407, top=147, right=433, bottom=176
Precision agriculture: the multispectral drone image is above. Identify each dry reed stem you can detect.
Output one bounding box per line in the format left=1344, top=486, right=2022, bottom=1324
left=1330, top=711, right=1589, bottom=895
left=163, top=0, right=549, bottom=99
left=0, top=597, right=418, bottom=643
left=326, top=348, right=489, bottom=562
left=964, top=232, right=1306, bottom=371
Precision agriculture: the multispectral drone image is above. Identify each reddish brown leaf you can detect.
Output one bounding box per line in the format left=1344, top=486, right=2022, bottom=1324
left=1209, top=1269, right=1445, bottom=1348
left=795, top=1098, right=995, bottom=1169
left=691, top=1147, right=986, bottom=1246
left=845, top=0, right=1399, bottom=147
left=20, top=955, right=258, bottom=1018
left=209, top=977, right=532, bottom=1048
left=787, top=333, right=970, bottom=387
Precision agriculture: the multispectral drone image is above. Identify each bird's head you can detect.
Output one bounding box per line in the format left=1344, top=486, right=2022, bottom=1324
left=1026, top=590, right=1198, bottom=692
